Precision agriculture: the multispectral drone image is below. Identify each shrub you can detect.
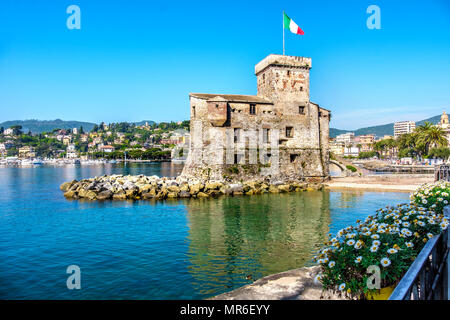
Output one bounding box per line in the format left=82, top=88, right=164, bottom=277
left=314, top=185, right=449, bottom=299
left=358, top=151, right=378, bottom=159
left=410, top=181, right=450, bottom=215
left=346, top=165, right=357, bottom=172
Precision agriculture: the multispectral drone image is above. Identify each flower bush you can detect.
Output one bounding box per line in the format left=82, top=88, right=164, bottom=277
left=314, top=200, right=448, bottom=299
left=410, top=181, right=450, bottom=214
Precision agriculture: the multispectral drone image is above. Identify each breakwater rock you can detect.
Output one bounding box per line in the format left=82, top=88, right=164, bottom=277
left=60, top=175, right=323, bottom=201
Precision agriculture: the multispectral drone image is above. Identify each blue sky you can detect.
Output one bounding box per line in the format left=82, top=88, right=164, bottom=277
left=0, top=0, right=449, bottom=129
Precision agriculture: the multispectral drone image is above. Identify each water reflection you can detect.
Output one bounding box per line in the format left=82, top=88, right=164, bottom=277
left=184, top=191, right=331, bottom=297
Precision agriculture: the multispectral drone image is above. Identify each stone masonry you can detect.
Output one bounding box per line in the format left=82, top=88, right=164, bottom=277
left=181, top=54, right=331, bottom=183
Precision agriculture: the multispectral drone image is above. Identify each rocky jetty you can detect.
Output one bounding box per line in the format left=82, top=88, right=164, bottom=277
left=60, top=175, right=323, bottom=201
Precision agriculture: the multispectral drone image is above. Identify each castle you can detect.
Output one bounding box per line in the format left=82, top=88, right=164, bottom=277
left=181, top=54, right=331, bottom=182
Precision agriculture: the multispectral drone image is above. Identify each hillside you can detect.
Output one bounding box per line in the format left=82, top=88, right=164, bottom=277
left=330, top=114, right=441, bottom=138
left=0, top=119, right=97, bottom=134
left=0, top=119, right=157, bottom=134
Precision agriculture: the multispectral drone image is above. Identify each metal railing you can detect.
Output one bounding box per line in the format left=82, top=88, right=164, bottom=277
left=435, top=164, right=450, bottom=182
left=389, top=208, right=449, bottom=300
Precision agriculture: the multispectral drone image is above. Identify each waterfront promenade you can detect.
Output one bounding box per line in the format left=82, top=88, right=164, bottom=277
left=326, top=174, right=434, bottom=192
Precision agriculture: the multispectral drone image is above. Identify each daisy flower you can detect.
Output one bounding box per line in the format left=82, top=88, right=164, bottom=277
left=381, top=257, right=391, bottom=267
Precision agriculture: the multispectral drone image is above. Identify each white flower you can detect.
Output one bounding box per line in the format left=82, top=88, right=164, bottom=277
left=346, top=239, right=355, bottom=246
left=402, top=222, right=410, bottom=227
left=372, top=240, right=381, bottom=247
left=387, top=248, right=398, bottom=254
left=422, top=199, right=428, bottom=204
left=328, top=261, right=336, bottom=268
left=371, top=234, right=380, bottom=240
left=405, top=242, right=414, bottom=248
left=314, top=274, right=323, bottom=284
left=381, top=257, right=391, bottom=267
left=370, top=246, right=379, bottom=252
left=338, top=283, right=346, bottom=291
left=427, top=233, right=434, bottom=239
left=355, top=256, right=363, bottom=264
left=354, top=240, right=363, bottom=250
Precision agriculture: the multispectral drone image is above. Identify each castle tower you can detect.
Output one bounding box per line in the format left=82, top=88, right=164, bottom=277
left=441, top=111, right=448, bottom=125
left=255, top=54, right=311, bottom=114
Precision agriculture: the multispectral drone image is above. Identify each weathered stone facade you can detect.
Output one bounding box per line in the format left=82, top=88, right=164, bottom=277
left=182, top=54, right=331, bottom=183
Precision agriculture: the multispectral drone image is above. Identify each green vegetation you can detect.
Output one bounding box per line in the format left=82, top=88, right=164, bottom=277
left=371, top=122, right=448, bottom=160
left=345, top=165, right=357, bottom=172
left=357, top=151, right=378, bottom=159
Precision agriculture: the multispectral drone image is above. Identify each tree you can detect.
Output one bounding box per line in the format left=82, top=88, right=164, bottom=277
left=416, top=122, right=448, bottom=155
left=428, top=147, right=450, bottom=160
left=11, top=125, right=22, bottom=135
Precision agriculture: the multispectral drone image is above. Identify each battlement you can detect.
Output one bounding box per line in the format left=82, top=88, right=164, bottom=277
left=255, top=54, right=312, bottom=75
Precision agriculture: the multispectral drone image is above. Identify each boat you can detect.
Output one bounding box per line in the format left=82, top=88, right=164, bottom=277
left=32, top=158, right=44, bottom=165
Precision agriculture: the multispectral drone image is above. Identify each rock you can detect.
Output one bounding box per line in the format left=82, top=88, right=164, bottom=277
left=85, top=191, right=97, bottom=200
left=167, top=185, right=180, bottom=193
left=60, top=180, right=76, bottom=192
left=97, top=190, right=113, bottom=200
left=142, top=192, right=155, bottom=200
left=205, top=182, right=223, bottom=191
left=277, top=184, right=291, bottom=193
left=167, top=192, right=179, bottom=198
left=64, top=190, right=76, bottom=198
left=189, top=184, right=203, bottom=194
left=113, top=192, right=127, bottom=200
left=268, top=185, right=279, bottom=193
left=197, top=192, right=209, bottom=198
left=179, top=190, right=191, bottom=198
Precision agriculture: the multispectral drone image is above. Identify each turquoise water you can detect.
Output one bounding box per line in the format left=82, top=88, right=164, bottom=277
left=0, top=163, right=410, bottom=299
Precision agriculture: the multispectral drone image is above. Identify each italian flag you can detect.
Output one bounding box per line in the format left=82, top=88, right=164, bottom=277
left=283, top=12, right=304, bottom=35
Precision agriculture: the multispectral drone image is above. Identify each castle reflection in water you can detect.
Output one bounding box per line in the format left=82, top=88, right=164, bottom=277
left=183, top=191, right=334, bottom=297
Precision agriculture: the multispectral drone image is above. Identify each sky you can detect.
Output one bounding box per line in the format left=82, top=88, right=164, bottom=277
left=0, top=0, right=449, bottom=129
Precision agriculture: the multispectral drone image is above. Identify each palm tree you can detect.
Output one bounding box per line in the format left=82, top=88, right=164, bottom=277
left=416, top=122, right=448, bottom=155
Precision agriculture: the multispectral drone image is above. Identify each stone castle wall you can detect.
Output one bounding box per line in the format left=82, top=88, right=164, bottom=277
left=181, top=54, right=330, bottom=183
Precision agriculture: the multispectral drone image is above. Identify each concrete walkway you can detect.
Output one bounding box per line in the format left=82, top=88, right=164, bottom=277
left=210, top=266, right=345, bottom=300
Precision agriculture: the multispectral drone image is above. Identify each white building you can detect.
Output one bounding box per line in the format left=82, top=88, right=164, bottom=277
left=4, top=128, right=14, bottom=135
left=67, top=144, right=78, bottom=158
left=394, top=121, right=415, bottom=138
left=335, top=132, right=355, bottom=145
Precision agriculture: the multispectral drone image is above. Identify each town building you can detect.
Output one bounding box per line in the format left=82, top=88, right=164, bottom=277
left=4, top=128, right=14, bottom=136
left=182, top=54, right=331, bottom=182
left=66, top=144, right=78, bottom=158
left=394, top=121, right=415, bottom=138
left=18, top=146, right=36, bottom=159
left=358, top=134, right=375, bottom=152
left=335, top=132, right=355, bottom=146
left=329, top=140, right=345, bottom=156
left=99, top=145, right=115, bottom=153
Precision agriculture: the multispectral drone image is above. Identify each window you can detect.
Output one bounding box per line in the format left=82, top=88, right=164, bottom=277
left=263, top=128, right=270, bottom=143
left=234, top=128, right=241, bottom=143
left=234, top=154, right=243, bottom=164
left=300, top=86, right=303, bottom=91
left=290, top=154, right=298, bottom=163
left=249, top=104, right=256, bottom=115
left=286, top=126, right=293, bottom=138
left=215, top=104, right=219, bottom=108
left=298, top=106, right=305, bottom=114
left=192, top=106, right=196, bottom=117
left=287, top=70, right=290, bottom=76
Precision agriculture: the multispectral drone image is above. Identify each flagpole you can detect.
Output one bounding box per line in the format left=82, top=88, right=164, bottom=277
left=282, top=11, right=285, bottom=55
